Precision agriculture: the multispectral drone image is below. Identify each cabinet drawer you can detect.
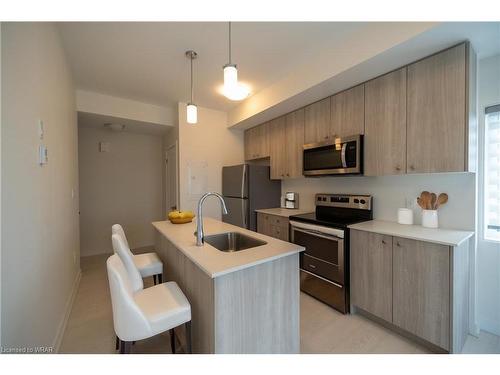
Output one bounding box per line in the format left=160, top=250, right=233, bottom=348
left=270, top=224, right=288, bottom=241
left=300, top=254, right=342, bottom=284
left=268, top=214, right=287, bottom=227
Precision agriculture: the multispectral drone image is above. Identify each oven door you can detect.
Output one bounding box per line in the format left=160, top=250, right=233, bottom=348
left=303, top=134, right=362, bottom=176
left=290, top=222, right=344, bottom=284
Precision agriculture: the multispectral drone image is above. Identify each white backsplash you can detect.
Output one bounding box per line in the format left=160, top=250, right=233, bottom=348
left=282, top=173, right=476, bottom=230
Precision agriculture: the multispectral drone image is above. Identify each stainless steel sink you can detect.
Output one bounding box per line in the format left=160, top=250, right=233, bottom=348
left=203, top=232, right=267, bottom=252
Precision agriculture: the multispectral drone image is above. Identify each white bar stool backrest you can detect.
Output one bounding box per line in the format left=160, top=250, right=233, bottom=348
left=111, top=234, right=143, bottom=292
left=107, top=254, right=151, bottom=341
left=112, top=224, right=130, bottom=249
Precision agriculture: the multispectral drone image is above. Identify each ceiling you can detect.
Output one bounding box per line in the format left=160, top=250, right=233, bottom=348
left=78, top=112, right=170, bottom=136
left=58, top=22, right=369, bottom=111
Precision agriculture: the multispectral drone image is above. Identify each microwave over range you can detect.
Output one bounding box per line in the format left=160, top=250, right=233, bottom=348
left=303, top=134, right=363, bottom=176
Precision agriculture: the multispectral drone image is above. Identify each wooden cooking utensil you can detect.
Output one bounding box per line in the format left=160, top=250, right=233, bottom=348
left=436, top=193, right=448, bottom=209
left=430, top=193, right=437, bottom=210
left=420, top=191, right=431, bottom=210
left=417, top=197, right=425, bottom=210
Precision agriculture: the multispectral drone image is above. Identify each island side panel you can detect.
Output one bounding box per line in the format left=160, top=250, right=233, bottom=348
left=452, top=240, right=470, bottom=353
left=155, top=231, right=215, bottom=353
left=214, top=253, right=300, bottom=354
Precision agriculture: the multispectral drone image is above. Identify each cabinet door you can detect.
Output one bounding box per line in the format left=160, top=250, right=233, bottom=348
left=304, top=97, right=331, bottom=144
left=256, top=123, right=270, bottom=159
left=245, top=123, right=270, bottom=160
left=364, top=68, right=407, bottom=176
left=393, top=237, right=450, bottom=350
left=350, top=230, right=393, bottom=322
left=257, top=213, right=271, bottom=236
left=330, top=84, right=365, bottom=138
left=285, top=109, right=305, bottom=178
left=407, top=43, right=466, bottom=173
left=269, top=116, right=287, bottom=179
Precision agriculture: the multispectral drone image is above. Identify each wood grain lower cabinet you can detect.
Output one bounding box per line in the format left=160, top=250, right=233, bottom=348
left=350, top=230, right=469, bottom=353
left=350, top=230, right=393, bottom=322
left=393, top=237, right=450, bottom=350
left=257, top=213, right=289, bottom=242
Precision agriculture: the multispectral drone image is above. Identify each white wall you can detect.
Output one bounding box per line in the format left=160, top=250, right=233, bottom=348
left=477, top=54, right=500, bottom=336
left=78, top=126, right=164, bottom=256
left=178, top=103, right=244, bottom=219
left=1, top=23, right=80, bottom=350
left=283, top=173, right=476, bottom=230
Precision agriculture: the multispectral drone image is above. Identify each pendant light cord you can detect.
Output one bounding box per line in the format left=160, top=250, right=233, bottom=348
left=190, top=55, right=193, bottom=103
left=228, top=21, right=232, bottom=64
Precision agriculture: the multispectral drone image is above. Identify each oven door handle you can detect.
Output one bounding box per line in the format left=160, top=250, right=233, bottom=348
left=292, top=227, right=343, bottom=241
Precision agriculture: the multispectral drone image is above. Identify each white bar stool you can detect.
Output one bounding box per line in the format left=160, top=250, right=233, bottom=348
left=112, top=224, right=163, bottom=284
left=108, top=234, right=192, bottom=354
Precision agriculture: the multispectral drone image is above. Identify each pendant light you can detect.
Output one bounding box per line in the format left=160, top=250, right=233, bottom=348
left=222, top=22, right=250, bottom=101
left=186, top=50, right=198, bottom=124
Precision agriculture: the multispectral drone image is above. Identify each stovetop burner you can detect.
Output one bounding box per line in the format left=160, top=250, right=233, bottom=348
left=289, top=193, right=373, bottom=229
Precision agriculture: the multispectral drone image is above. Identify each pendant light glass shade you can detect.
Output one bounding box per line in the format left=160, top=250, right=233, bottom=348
left=186, top=103, right=197, bottom=124
left=223, top=64, right=238, bottom=90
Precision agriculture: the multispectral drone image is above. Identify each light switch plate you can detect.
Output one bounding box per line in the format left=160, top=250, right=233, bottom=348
left=39, top=144, right=48, bottom=165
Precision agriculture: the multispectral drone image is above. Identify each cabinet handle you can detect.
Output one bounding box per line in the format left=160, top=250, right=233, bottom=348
left=395, top=166, right=401, bottom=171
left=382, top=240, right=386, bottom=244
left=309, top=264, right=316, bottom=269
left=409, top=165, right=415, bottom=171
left=286, top=173, right=290, bottom=177
left=396, top=242, right=401, bottom=247
left=324, top=136, right=329, bottom=140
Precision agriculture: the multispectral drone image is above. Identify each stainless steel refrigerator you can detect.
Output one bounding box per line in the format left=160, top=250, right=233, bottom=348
left=222, top=164, right=281, bottom=231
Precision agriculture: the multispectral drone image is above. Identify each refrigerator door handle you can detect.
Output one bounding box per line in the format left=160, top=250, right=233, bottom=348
left=241, top=164, right=247, bottom=199
left=242, top=199, right=247, bottom=228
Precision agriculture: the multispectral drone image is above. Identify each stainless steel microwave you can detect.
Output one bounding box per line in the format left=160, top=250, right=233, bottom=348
left=303, top=134, right=363, bottom=176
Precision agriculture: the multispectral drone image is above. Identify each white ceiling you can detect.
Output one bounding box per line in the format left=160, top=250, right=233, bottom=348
left=78, top=112, right=170, bottom=136
left=58, top=22, right=369, bottom=111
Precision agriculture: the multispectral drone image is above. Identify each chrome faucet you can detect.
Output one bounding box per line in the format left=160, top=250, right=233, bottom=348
left=195, top=192, right=228, bottom=246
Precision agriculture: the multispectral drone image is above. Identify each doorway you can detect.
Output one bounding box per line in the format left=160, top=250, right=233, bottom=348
left=165, top=142, right=178, bottom=213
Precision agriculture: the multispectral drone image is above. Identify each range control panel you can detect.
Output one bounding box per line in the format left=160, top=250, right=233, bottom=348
left=315, top=194, right=372, bottom=210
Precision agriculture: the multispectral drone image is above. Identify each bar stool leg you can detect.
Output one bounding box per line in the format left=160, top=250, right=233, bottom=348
left=170, top=329, right=176, bottom=354
left=153, top=275, right=157, bottom=285
left=185, top=321, right=192, bottom=354
left=158, top=273, right=163, bottom=283
left=115, top=335, right=120, bottom=351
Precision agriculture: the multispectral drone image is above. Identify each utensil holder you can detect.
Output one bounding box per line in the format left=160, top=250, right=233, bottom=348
left=422, top=210, right=438, bottom=228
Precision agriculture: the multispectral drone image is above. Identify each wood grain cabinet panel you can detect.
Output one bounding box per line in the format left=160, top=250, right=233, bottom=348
left=244, top=123, right=270, bottom=160
left=269, top=116, right=287, bottom=179
left=350, top=230, right=393, bottom=322
left=392, top=237, right=451, bottom=350
left=364, top=68, right=407, bottom=176
left=285, top=109, right=305, bottom=178
left=407, top=43, right=467, bottom=173
left=304, top=97, right=331, bottom=144
left=330, top=84, right=365, bottom=138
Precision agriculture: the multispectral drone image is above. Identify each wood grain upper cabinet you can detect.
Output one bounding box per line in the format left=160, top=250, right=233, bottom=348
left=304, top=97, right=331, bottom=144
left=269, top=116, right=287, bottom=179
left=350, top=230, right=393, bottom=322
left=392, top=237, right=451, bottom=350
left=407, top=43, right=467, bottom=173
left=244, top=123, right=270, bottom=160
left=285, top=109, right=305, bottom=178
left=269, top=109, right=305, bottom=179
left=364, top=68, right=407, bottom=176
left=330, top=84, right=365, bottom=138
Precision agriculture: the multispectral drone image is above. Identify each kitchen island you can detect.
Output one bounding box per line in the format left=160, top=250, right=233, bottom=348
left=152, top=217, right=304, bottom=354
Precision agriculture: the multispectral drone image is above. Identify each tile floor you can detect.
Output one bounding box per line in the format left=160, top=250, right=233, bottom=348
left=59, top=254, right=500, bottom=354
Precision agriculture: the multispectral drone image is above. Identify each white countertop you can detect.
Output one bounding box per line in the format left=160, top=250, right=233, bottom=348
left=254, top=207, right=311, bottom=217
left=348, top=220, right=474, bottom=247
left=152, top=217, right=304, bottom=278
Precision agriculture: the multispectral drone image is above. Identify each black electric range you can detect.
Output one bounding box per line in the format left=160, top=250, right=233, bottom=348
left=289, top=193, right=373, bottom=313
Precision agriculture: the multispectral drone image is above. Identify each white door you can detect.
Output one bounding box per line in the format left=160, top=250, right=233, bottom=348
left=165, top=143, right=178, bottom=213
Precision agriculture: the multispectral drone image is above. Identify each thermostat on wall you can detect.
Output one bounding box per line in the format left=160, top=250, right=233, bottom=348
left=99, top=142, right=110, bottom=153
left=39, top=144, right=48, bottom=165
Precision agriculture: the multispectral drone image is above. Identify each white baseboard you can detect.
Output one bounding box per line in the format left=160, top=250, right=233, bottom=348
left=53, top=269, right=81, bottom=353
